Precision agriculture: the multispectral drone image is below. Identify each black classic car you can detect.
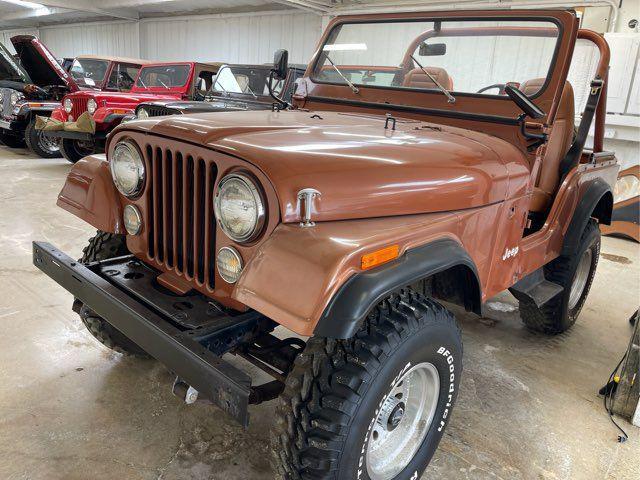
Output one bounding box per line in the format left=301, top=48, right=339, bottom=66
left=0, top=35, right=80, bottom=157
left=129, top=62, right=305, bottom=120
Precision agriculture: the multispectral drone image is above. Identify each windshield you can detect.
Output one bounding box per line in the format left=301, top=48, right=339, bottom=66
left=70, top=58, right=109, bottom=89
left=105, top=63, right=141, bottom=92
left=0, top=43, right=30, bottom=83
left=313, top=19, right=560, bottom=98
left=211, top=65, right=282, bottom=98
left=136, top=64, right=191, bottom=89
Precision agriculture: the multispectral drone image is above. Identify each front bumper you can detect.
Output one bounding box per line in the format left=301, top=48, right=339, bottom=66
left=41, top=130, right=106, bottom=141
left=0, top=119, right=13, bottom=130
left=32, top=241, right=266, bottom=426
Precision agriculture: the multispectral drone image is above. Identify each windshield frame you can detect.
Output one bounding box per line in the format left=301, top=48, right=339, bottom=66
left=310, top=15, right=565, bottom=103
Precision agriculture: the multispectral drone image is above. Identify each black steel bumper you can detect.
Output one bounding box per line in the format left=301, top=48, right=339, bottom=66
left=32, top=241, right=259, bottom=426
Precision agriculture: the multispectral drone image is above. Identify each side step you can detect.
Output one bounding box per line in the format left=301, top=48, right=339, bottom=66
left=509, top=268, right=563, bottom=308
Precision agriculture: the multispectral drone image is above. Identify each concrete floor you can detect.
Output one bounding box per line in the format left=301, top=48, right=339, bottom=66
left=0, top=145, right=638, bottom=480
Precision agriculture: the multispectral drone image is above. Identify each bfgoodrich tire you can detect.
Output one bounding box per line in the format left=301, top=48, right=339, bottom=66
left=516, top=219, right=601, bottom=334
left=76, top=230, right=149, bottom=357
left=25, top=118, right=62, bottom=158
left=273, top=289, right=462, bottom=480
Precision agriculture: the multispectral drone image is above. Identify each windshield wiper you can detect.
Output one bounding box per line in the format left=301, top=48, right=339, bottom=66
left=409, top=54, right=455, bottom=104
left=158, top=79, right=170, bottom=90
left=244, top=83, right=258, bottom=99
left=325, top=55, right=359, bottom=94
left=213, top=78, right=229, bottom=96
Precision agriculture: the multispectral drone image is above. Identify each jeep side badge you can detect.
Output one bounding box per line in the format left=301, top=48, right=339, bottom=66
left=297, top=188, right=321, bottom=228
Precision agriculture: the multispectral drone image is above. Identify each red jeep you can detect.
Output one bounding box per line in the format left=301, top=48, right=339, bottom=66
left=45, top=62, right=223, bottom=163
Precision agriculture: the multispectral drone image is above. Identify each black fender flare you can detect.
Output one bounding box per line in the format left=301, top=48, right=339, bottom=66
left=561, top=177, right=613, bottom=256
left=313, top=238, right=481, bottom=339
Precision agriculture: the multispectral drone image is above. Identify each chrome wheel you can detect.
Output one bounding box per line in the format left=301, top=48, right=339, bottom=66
left=366, top=363, right=440, bottom=480
left=38, top=131, right=60, bottom=154
left=568, top=248, right=592, bottom=310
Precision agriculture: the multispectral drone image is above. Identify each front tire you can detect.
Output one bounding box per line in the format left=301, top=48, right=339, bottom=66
left=60, top=138, right=96, bottom=163
left=517, top=219, right=600, bottom=334
left=273, top=290, right=462, bottom=480
left=25, top=118, right=62, bottom=158
left=0, top=130, right=25, bottom=148
left=77, top=231, right=149, bottom=357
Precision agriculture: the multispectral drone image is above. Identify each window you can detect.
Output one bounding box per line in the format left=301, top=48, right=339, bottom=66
left=105, top=63, right=141, bottom=92
left=211, top=66, right=276, bottom=98
left=136, top=64, right=191, bottom=89
left=313, top=19, right=560, bottom=98
left=70, top=59, right=109, bottom=88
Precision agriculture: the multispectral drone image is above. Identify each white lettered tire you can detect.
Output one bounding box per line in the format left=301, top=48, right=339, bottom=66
left=273, top=289, right=463, bottom=480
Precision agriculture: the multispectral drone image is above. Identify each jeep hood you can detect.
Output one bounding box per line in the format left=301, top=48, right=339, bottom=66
left=123, top=110, right=530, bottom=222
left=11, top=35, right=78, bottom=90
left=0, top=41, right=31, bottom=84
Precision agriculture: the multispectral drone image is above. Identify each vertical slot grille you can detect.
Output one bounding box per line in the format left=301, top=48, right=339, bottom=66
left=146, top=147, right=217, bottom=288
left=71, top=97, right=88, bottom=119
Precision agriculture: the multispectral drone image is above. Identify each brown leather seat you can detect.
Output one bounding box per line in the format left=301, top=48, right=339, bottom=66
left=402, top=67, right=453, bottom=91
left=520, top=78, right=575, bottom=212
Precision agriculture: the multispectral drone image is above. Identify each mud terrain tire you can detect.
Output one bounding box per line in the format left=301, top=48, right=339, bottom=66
left=273, top=289, right=462, bottom=480
left=517, top=219, right=600, bottom=334
left=60, top=138, right=96, bottom=163
left=77, top=231, right=149, bottom=357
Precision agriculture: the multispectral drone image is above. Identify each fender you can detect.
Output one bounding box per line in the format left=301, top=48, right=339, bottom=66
left=561, top=177, right=612, bottom=256
left=57, top=154, right=125, bottom=234
left=314, top=238, right=481, bottom=339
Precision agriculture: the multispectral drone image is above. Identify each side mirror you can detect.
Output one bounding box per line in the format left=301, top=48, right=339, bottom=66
left=272, top=49, right=289, bottom=80
left=419, top=43, right=446, bottom=56
left=504, top=85, right=545, bottom=119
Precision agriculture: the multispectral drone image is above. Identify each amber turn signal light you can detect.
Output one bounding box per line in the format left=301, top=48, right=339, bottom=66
left=361, top=245, right=400, bottom=270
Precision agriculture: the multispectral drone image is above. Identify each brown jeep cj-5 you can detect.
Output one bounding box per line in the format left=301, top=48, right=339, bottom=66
left=34, top=9, right=617, bottom=480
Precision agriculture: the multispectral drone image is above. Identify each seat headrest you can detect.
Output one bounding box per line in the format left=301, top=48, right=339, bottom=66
left=520, top=78, right=574, bottom=121
left=402, top=67, right=453, bottom=91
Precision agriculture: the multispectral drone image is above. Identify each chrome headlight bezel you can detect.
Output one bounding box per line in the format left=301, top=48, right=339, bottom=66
left=87, top=98, right=97, bottom=115
left=214, top=173, right=266, bottom=244
left=110, top=140, right=146, bottom=198
left=613, top=174, right=640, bottom=204
left=63, top=98, right=73, bottom=113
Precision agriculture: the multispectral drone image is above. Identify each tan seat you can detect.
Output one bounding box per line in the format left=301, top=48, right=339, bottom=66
left=520, top=78, right=575, bottom=212
left=402, top=67, right=453, bottom=91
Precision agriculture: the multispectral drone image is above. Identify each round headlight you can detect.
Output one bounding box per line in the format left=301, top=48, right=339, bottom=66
left=217, top=247, right=243, bottom=283
left=123, top=204, right=142, bottom=235
left=63, top=98, right=73, bottom=113
left=613, top=175, right=640, bottom=204
left=110, top=141, right=145, bottom=197
left=10, top=91, right=24, bottom=106
left=137, top=107, right=149, bottom=119
left=87, top=98, right=97, bottom=115
left=214, top=174, right=265, bottom=243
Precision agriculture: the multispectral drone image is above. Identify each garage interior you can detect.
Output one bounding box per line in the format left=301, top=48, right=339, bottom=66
left=0, top=1, right=639, bottom=479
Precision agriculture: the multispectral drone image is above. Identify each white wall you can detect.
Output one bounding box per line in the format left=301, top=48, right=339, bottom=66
left=0, top=10, right=322, bottom=65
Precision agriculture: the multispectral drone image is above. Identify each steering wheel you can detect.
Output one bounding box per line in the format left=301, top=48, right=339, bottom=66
left=477, top=83, right=508, bottom=95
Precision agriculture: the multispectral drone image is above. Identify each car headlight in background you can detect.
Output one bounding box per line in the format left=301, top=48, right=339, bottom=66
left=63, top=98, right=73, bottom=113
left=10, top=91, right=24, bottom=106
left=123, top=205, right=142, bottom=235
left=110, top=140, right=145, bottom=197
left=214, top=173, right=265, bottom=243
left=613, top=175, right=640, bottom=204
left=137, top=107, right=149, bottom=119
left=87, top=98, right=97, bottom=115
left=217, top=247, right=243, bottom=283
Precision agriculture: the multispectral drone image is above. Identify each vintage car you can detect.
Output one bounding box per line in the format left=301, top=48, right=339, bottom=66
left=602, top=165, right=640, bottom=242
left=0, top=36, right=147, bottom=158
left=130, top=63, right=305, bottom=119
left=44, top=61, right=223, bottom=163
left=35, top=10, right=617, bottom=480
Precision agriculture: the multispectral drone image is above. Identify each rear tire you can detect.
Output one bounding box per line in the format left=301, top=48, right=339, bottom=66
left=25, top=118, right=62, bottom=158
left=77, top=230, right=149, bottom=358
left=273, top=289, right=462, bottom=480
left=517, top=219, right=600, bottom=334
left=60, top=138, right=96, bottom=163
